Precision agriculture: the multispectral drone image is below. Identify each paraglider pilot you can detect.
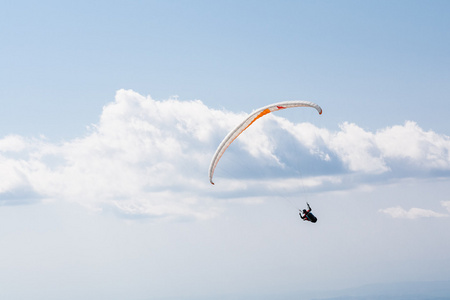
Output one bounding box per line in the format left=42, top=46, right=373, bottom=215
left=300, top=202, right=317, bottom=223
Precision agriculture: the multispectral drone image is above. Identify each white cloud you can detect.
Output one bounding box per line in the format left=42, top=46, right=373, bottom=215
left=441, top=201, right=450, bottom=213
left=375, top=121, right=450, bottom=169
left=0, top=89, right=450, bottom=218
left=328, top=122, right=389, bottom=173
left=379, top=204, right=449, bottom=219
left=0, top=135, right=28, bottom=152
left=273, top=118, right=450, bottom=175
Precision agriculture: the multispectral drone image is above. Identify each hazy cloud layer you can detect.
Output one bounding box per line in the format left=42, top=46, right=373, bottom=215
left=1, top=90, right=449, bottom=218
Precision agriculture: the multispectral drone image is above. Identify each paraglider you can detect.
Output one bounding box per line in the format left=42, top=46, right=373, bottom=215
left=208, top=100, right=322, bottom=185
left=300, top=202, right=317, bottom=223
left=208, top=100, right=322, bottom=224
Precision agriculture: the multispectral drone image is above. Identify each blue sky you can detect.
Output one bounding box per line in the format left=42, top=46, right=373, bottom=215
left=1, top=1, right=450, bottom=299
left=2, top=0, right=449, bottom=138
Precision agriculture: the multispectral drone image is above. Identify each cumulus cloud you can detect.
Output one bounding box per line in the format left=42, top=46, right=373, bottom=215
left=376, top=122, right=450, bottom=169
left=379, top=205, right=449, bottom=219
left=0, top=89, right=449, bottom=218
left=441, top=201, right=450, bottom=213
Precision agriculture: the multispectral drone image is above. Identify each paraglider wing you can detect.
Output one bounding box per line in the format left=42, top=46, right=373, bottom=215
left=209, top=101, right=322, bottom=185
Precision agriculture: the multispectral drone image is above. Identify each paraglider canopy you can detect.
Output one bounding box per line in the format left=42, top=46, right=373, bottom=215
left=209, top=101, right=322, bottom=185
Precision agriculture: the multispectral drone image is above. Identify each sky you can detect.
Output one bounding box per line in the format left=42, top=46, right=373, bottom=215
left=1, top=1, right=450, bottom=299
